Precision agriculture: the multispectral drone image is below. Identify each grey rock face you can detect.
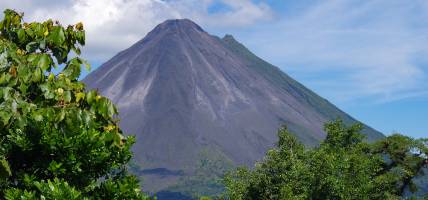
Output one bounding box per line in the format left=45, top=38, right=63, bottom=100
left=83, top=19, right=384, bottom=192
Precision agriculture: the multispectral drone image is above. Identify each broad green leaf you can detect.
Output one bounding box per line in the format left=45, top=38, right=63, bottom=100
left=32, top=67, right=43, bottom=82
left=2, top=87, right=11, bottom=100
left=0, top=158, right=11, bottom=179
left=75, top=30, right=85, bottom=45
left=86, top=90, right=96, bottom=104
left=49, top=26, right=65, bottom=46
left=64, top=90, right=72, bottom=103
left=27, top=54, right=38, bottom=62
left=39, top=39, right=46, bottom=49
left=75, top=92, right=85, bottom=103
left=19, top=83, right=28, bottom=94
left=106, top=100, right=117, bottom=116
left=33, top=113, right=43, bottom=122
left=63, top=59, right=81, bottom=80
left=0, top=110, right=12, bottom=125
left=48, top=73, right=55, bottom=81
left=57, top=109, right=66, bottom=122
left=38, top=54, right=51, bottom=71
left=17, top=28, right=26, bottom=43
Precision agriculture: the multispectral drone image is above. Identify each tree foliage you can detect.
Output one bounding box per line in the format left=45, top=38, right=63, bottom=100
left=0, top=9, right=149, bottom=199
left=224, top=120, right=428, bottom=200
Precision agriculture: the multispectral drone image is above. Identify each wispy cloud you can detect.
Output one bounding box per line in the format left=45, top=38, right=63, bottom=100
left=237, top=0, right=428, bottom=103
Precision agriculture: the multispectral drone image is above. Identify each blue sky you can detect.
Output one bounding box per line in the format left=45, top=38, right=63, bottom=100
left=0, top=0, right=426, bottom=138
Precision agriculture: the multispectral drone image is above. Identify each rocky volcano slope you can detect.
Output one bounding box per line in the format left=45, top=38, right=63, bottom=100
left=83, top=19, right=384, bottom=193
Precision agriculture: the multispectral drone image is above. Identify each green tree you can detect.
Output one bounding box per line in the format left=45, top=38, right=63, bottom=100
left=0, top=9, right=149, bottom=199
left=224, top=120, right=428, bottom=200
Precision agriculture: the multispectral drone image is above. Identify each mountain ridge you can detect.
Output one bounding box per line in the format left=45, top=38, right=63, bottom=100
left=220, top=33, right=381, bottom=141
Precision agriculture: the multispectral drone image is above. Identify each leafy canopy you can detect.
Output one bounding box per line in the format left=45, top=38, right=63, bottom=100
left=224, top=120, right=428, bottom=200
left=0, top=9, right=149, bottom=199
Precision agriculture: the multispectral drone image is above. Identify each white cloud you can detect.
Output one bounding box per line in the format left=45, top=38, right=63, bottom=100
left=0, top=0, right=272, bottom=61
left=173, top=0, right=273, bottom=27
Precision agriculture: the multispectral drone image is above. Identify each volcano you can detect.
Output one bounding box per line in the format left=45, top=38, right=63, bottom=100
left=83, top=19, right=383, bottom=194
